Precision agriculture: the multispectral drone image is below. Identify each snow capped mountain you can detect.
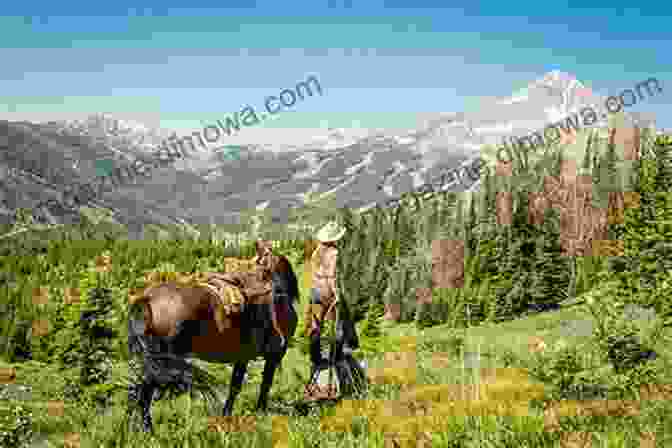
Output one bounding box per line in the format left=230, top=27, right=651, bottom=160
left=1, top=71, right=658, bottom=231
left=46, top=113, right=174, bottom=159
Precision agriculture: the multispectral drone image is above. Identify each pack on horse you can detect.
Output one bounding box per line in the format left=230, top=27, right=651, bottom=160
left=127, top=240, right=299, bottom=433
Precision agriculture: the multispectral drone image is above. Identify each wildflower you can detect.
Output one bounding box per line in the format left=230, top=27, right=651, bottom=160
left=529, top=336, right=547, bottom=353
left=0, top=367, right=16, bottom=383
left=639, top=431, right=656, bottom=448
left=63, top=287, right=81, bottom=305
left=94, top=252, right=112, bottom=273
left=32, top=319, right=50, bottom=337
left=207, top=416, right=256, bottom=433
left=32, top=287, right=49, bottom=306
left=560, top=431, right=593, bottom=448
left=47, top=401, right=65, bottom=417
left=63, top=432, right=80, bottom=448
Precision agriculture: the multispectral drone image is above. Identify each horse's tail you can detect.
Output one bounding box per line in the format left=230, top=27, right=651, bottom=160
left=127, top=297, right=223, bottom=409
left=142, top=301, right=156, bottom=336
left=127, top=296, right=169, bottom=374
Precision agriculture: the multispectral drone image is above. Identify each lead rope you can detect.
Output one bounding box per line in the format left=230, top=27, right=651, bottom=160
left=313, top=295, right=339, bottom=400
left=327, top=296, right=339, bottom=398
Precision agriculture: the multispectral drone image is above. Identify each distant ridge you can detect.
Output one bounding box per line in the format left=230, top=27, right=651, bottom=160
left=0, top=71, right=659, bottom=235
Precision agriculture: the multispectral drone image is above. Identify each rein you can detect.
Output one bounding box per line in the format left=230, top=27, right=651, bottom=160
left=327, top=296, right=339, bottom=395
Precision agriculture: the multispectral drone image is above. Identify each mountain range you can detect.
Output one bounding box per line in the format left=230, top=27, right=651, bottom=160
left=0, top=71, right=658, bottom=238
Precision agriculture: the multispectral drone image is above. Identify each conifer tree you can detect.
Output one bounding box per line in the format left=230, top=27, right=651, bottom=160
left=611, top=132, right=672, bottom=312
left=530, top=207, right=569, bottom=309
left=360, top=300, right=384, bottom=343
left=654, top=134, right=672, bottom=193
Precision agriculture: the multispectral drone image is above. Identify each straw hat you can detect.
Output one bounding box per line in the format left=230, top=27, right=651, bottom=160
left=316, top=221, right=346, bottom=243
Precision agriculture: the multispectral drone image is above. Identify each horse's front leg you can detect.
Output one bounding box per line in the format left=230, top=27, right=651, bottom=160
left=256, top=356, right=281, bottom=412
left=223, top=361, right=248, bottom=416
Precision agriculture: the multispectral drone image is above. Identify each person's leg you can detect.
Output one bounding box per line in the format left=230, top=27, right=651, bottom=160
left=309, top=288, right=326, bottom=370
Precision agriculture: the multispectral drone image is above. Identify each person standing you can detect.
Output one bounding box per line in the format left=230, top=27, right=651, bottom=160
left=305, top=221, right=347, bottom=371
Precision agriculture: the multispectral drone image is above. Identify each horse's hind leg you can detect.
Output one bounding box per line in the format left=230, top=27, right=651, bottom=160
left=138, top=380, right=156, bottom=433
left=223, top=361, right=248, bottom=416
left=256, top=356, right=281, bottom=412
left=127, top=382, right=143, bottom=432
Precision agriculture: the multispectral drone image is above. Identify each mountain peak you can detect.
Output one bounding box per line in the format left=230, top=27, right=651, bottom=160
left=541, top=70, right=577, bottom=83
left=51, top=113, right=171, bottom=156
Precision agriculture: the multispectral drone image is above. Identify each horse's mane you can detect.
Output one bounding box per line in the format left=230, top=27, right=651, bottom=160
left=274, top=253, right=300, bottom=304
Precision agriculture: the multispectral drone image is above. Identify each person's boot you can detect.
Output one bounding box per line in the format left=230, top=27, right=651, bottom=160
left=310, top=331, right=328, bottom=376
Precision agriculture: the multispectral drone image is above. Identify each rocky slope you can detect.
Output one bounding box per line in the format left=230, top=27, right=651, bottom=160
left=0, top=71, right=657, bottom=236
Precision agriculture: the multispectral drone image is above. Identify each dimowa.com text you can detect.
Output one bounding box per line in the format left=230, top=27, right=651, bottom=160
left=140, top=73, right=323, bottom=172
left=380, top=157, right=485, bottom=210
left=21, top=74, right=323, bottom=216
left=496, top=77, right=663, bottom=163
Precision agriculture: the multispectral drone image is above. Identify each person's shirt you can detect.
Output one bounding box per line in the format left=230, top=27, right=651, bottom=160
left=311, top=243, right=338, bottom=301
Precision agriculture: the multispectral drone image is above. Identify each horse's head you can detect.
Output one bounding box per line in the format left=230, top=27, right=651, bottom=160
left=254, top=239, right=300, bottom=306
left=255, top=240, right=277, bottom=281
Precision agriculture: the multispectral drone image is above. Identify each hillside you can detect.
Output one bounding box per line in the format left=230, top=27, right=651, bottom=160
left=1, top=131, right=671, bottom=446
left=2, top=72, right=658, bottom=236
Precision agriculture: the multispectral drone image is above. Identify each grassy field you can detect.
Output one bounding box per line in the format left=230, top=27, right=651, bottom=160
left=1, top=262, right=670, bottom=448
left=2, top=129, right=670, bottom=447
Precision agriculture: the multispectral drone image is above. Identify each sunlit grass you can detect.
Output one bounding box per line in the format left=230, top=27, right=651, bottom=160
left=2, top=319, right=671, bottom=447
left=4, top=250, right=672, bottom=447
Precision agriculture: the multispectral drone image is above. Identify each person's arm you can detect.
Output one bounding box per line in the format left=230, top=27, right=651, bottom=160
left=325, top=246, right=338, bottom=296
left=310, top=245, right=321, bottom=276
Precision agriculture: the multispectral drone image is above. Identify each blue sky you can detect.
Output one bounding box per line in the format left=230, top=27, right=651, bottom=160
left=1, top=0, right=669, bottom=141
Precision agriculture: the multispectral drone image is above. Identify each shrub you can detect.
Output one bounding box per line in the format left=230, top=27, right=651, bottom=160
left=358, top=302, right=385, bottom=355
left=0, top=400, right=33, bottom=448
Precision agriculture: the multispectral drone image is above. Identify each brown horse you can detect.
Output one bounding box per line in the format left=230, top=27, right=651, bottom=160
left=127, top=241, right=299, bottom=433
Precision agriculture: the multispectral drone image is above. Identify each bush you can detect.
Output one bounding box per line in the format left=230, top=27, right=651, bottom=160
left=358, top=302, right=385, bottom=355
left=520, top=278, right=669, bottom=402
left=0, top=400, right=33, bottom=448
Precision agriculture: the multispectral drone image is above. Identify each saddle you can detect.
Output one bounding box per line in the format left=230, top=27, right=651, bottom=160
left=130, top=260, right=272, bottom=335
left=200, top=270, right=273, bottom=333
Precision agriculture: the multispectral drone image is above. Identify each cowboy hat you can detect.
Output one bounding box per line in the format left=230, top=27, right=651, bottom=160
left=316, top=221, right=346, bottom=243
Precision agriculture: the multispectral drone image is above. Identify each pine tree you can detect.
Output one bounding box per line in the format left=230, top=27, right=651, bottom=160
left=612, top=132, right=672, bottom=312
left=464, top=194, right=478, bottom=256
left=360, top=300, right=385, bottom=353
left=654, top=134, right=672, bottom=193
left=361, top=301, right=384, bottom=340
left=530, top=207, right=569, bottom=310
left=593, top=138, right=620, bottom=212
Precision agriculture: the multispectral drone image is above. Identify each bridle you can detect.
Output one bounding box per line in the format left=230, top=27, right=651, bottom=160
left=255, top=243, right=276, bottom=282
